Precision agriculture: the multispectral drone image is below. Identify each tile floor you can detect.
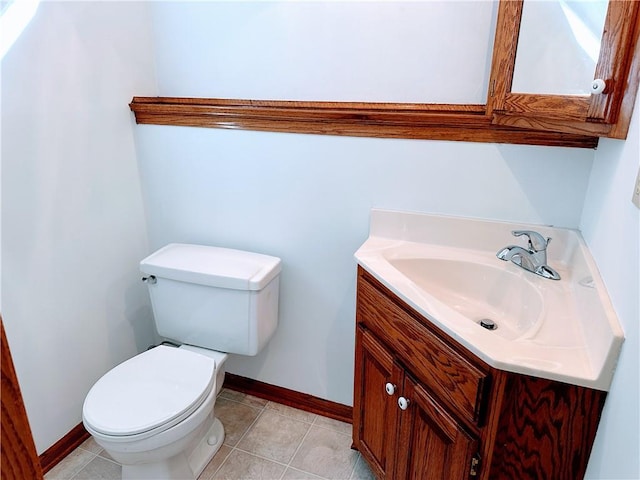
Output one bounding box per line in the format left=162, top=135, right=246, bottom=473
left=44, top=389, right=375, bottom=480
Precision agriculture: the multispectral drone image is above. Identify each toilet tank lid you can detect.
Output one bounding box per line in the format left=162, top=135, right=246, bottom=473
left=140, top=243, right=281, bottom=291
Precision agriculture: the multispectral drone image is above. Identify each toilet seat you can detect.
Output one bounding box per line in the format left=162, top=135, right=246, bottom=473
left=83, top=346, right=216, bottom=438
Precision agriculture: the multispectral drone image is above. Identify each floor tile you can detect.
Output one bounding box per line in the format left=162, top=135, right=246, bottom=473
left=282, top=467, right=326, bottom=479
left=72, top=456, right=121, bottom=480
left=313, top=416, right=352, bottom=436
left=237, top=409, right=312, bottom=463
left=77, top=437, right=103, bottom=454
left=52, top=390, right=368, bottom=480
left=219, top=389, right=269, bottom=409
left=350, top=456, right=375, bottom=480
left=266, top=402, right=317, bottom=424
left=198, top=444, right=233, bottom=480
left=215, top=396, right=263, bottom=446
left=44, top=448, right=96, bottom=480
left=290, top=426, right=359, bottom=480
left=96, top=448, right=117, bottom=463
left=211, top=449, right=286, bottom=480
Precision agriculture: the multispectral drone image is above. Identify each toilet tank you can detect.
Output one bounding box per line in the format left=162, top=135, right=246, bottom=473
left=140, top=244, right=281, bottom=356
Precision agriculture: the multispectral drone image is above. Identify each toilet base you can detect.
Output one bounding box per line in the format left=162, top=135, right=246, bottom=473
left=188, top=417, right=225, bottom=477
left=121, top=417, right=225, bottom=480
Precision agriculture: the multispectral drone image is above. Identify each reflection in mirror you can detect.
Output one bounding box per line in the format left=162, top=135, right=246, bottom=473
left=512, top=0, right=608, bottom=95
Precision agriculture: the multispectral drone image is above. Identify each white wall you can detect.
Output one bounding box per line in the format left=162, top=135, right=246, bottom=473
left=582, top=92, right=640, bottom=479
left=1, top=1, right=157, bottom=453
left=135, top=125, right=594, bottom=407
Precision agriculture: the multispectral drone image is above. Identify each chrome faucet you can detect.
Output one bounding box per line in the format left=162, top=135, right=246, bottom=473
left=496, top=230, right=561, bottom=280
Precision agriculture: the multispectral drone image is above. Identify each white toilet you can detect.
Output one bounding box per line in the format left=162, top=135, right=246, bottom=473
left=82, top=243, right=281, bottom=480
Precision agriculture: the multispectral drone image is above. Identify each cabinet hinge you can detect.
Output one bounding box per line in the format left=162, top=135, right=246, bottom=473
left=469, top=452, right=481, bottom=477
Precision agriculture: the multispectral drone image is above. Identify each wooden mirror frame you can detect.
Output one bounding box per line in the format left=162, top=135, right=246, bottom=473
left=487, top=0, right=640, bottom=139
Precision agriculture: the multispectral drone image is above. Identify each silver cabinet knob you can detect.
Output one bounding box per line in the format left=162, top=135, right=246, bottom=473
left=385, top=383, right=396, bottom=396
left=398, top=397, right=410, bottom=410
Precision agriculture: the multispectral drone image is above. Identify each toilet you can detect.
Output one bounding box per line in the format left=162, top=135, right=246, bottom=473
left=82, top=243, right=281, bottom=480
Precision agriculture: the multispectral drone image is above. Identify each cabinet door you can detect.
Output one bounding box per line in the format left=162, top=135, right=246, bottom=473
left=353, top=327, right=402, bottom=480
left=394, top=376, right=479, bottom=480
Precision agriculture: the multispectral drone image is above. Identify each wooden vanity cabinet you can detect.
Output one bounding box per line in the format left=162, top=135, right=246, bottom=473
left=352, top=266, right=608, bottom=480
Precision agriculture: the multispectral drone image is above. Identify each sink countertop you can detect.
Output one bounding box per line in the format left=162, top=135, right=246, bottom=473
left=355, top=209, right=624, bottom=391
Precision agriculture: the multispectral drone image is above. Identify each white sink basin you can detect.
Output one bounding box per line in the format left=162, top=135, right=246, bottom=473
left=386, top=258, right=543, bottom=341
left=355, top=209, right=624, bottom=391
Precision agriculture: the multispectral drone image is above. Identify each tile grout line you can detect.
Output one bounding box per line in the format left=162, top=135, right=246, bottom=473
left=206, top=396, right=268, bottom=480
left=264, top=402, right=318, bottom=426
left=269, top=404, right=354, bottom=479
left=222, top=397, right=331, bottom=480
left=68, top=442, right=123, bottom=480
left=238, top=399, right=323, bottom=479
left=310, top=415, right=362, bottom=480
left=55, top=451, right=98, bottom=480
left=282, top=418, right=317, bottom=478
left=199, top=444, right=232, bottom=480
left=347, top=453, right=362, bottom=480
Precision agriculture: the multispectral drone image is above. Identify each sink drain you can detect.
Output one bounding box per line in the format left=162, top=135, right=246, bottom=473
left=478, top=318, right=497, bottom=331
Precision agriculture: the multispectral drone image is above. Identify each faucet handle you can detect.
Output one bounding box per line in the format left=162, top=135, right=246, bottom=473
left=512, top=230, right=551, bottom=252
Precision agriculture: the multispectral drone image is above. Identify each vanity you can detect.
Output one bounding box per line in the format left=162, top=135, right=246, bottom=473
left=352, top=210, right=624, bottom=480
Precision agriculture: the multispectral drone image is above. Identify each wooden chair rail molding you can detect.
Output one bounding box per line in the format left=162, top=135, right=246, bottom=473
left=129, top=97, right=599, bottom=149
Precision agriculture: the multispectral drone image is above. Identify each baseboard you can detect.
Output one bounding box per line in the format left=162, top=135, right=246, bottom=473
left=224, top=373, right=353, bottom=424
left=39, top=422, right=90, bottom=474
left=39, top=374, right=353, bottom=473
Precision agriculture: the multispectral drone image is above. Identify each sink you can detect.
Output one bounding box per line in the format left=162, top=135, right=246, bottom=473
left=354, top=209, right=625, bottom=391
left=386, top=258, right=543, bottom=340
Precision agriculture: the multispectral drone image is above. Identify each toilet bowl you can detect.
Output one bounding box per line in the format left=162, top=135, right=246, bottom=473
left=83, top=345, right=228, bottom=480
left=82, top=242, right=281, bottom=480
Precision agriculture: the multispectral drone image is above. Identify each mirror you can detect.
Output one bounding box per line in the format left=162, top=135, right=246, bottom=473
left=511, top=0, right=608, bottom=95
left=151, top=1, right=498, bottom=105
